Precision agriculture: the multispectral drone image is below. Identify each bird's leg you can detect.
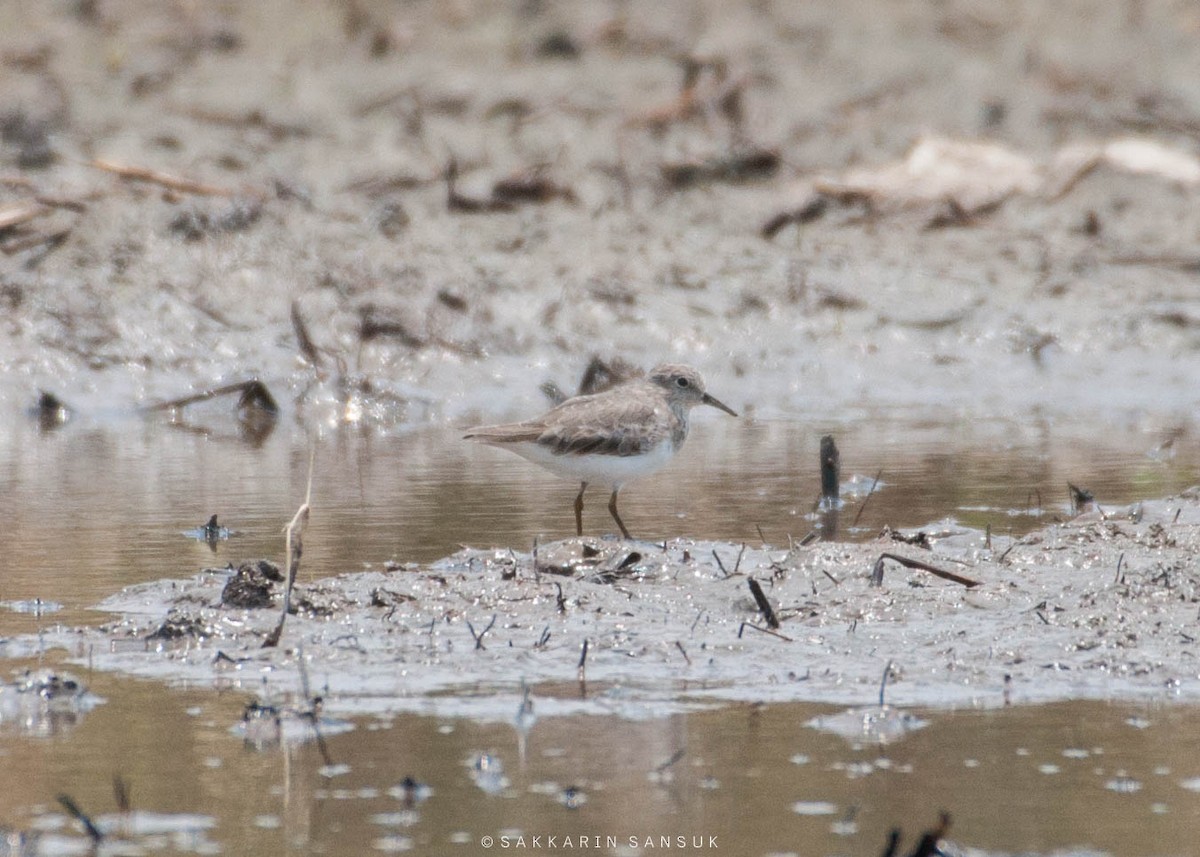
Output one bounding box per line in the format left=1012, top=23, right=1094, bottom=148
left=608, top=488, right=632, bottom=540
left=574, top=482, right=588, bottom=536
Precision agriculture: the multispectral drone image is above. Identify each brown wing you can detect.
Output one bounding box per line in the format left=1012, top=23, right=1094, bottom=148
left=535, top=391, right=673, bottom=457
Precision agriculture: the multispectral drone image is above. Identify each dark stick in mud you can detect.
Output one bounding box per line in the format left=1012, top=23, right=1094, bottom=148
left=577, top=638, right=589, bottom=681
left=747, top=578, right=780, bottom=629
left=56, top=794, right=103, bottom=844
left=879, top=659, right=895, bottom=707
left=737, top=621, right=794, bottom=642
left=467, top=614, right=497, bottom=650
left=820, top=435, right=840, bottom=501
left=814, top=435, right=844, bottom=539
left=1068, top=482, right=1094, bottom=513
left=870, top=552, right=980, bottom=588
left=732, top=543, right=747, bottom=575
left=712, top=549, right=730, bottom=577
left=873, top=549, right=984, bottom=583
left=142, top=379, right=279, bottom=418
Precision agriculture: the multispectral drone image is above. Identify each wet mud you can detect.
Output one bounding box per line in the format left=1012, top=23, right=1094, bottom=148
left=18, top=491, right=1199, bottom=722
left=0, top=1, right=1198, bottom=432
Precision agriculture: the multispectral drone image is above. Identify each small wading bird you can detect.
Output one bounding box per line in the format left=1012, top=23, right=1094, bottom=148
left=464, top=363, right=738, bottom=539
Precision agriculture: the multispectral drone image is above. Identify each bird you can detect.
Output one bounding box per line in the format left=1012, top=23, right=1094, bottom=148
left=464, top=363, right=738, bottom=539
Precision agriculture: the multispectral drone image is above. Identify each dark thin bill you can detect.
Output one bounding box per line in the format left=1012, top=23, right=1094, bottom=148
left=702, top=393, right=738, bottom=417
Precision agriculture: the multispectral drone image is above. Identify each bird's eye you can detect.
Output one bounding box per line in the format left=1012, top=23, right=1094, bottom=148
left=676, top=377, right=690, bottom=387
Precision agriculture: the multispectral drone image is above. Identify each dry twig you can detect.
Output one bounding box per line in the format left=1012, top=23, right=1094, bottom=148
left=91, top=157, right=236, bottom=197
left=263, top=446, right=316, bottom=647
left=870, top=552, right=980, bottom=588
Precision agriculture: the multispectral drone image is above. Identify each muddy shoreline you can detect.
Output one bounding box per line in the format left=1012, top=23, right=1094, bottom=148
left=11, top=489, right=1194, bottom=720
left=2, top=1, right=1199, bottom=433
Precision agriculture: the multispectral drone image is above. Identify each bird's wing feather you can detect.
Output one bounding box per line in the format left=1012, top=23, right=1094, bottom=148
left=462, top=423, right=544, bottom=444
left=537, top=393, right=672, bottom=457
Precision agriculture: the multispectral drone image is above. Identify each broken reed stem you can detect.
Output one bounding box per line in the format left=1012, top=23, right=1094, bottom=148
left=879, top=659, right=894, bottom=707
left=56, top=794, right=103, bottom=844
left=577, top=638, right=589, bottom=681
left=468, top=614, right=498, bottom=650
left=264, top=445, right=316, bottom=648
left=819, top=434, right=840, bottom=501
left=870, top=552, right=981, bottom=588
left=851, top=468, right=883, bottom=528
left=90, top=157, right=237, bottom=196
left=747, top=578, right=780, bottom=628
left=737, top=621, right=794, bottom=642
left=142, top=378, right=278, bottom=415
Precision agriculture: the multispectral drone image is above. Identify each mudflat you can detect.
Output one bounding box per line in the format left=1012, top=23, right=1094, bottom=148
left=1, top=1, right=1198, bottom=429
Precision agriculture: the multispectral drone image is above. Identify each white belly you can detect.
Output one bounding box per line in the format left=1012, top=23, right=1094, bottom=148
left=506, top=438, right=678, bottom=489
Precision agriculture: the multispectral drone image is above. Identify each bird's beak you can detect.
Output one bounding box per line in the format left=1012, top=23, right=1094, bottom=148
left=702, top=392, right=738, bottom=417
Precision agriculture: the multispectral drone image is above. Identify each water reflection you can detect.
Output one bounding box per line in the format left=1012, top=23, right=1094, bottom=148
left=0, top=671, right=1197, bottom=856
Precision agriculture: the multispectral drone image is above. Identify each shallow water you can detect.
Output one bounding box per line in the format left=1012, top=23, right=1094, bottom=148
left=1, top=410, right=1195, bottom=620
left=3, top=412, right=1199, bottom=855
left=2, top=669, right=1200, bottom=856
